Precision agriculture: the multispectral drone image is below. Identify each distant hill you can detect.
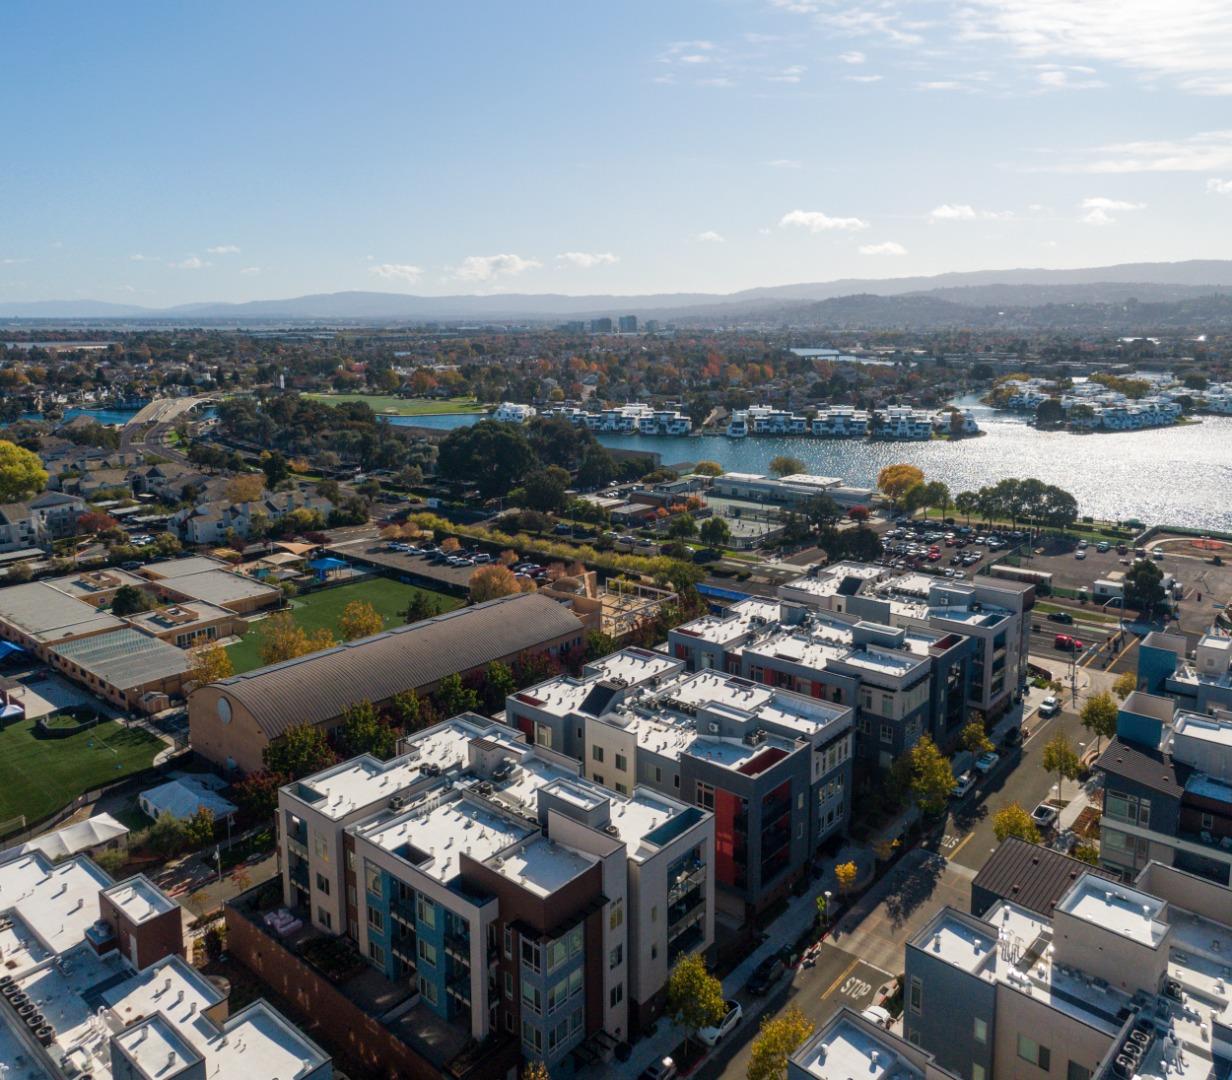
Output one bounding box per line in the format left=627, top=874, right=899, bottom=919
left=4, top=259, right=1232, bottom=327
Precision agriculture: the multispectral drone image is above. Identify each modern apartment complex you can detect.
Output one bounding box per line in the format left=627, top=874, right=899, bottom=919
left=902, top=858, right=1232, bottom=1080
left=1095, top=690, right=1232, bottom=885
left=277, top=711, right=715, bottom=1067
left=788, top=1008, right=960, bottom=1080
left=1135, top=630, right=1232, bottom=716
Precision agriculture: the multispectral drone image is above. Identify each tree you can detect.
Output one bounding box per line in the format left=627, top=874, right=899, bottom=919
left=877, top=463, right=925, bottom=506
left=834, top=860, right=858, bottom=896
left=336, top=700, right=398, bottom=760
left=576, top=445, right=616, bottom=490
left=111, top=584, right=150, bottom=617
left=955, top=490, right=979, bottom=524
left=339, top=599, right=383, bottom=642
left=184, top=806, right=216, bottom=848
left=404, top=590, right=441, bottom=624
left=391, top=690, right=421, bottom=729
left=263, top=723, right=336, bottom=780
left=667, top=513, right=697, bottom=540
left=699, top=516, right=731, bottom=549
left=992, top=803, right=1041, bottom=844
left=1042, top=732, right=1081, bottom=800
left=259, top=450, right=290, bottom=489
left=438, top=420, right=539, bottom=500
left=665, top=953, right=726, bottom=1031
left=470, top=563, right=528, bottom=602
left=78, top=510, right=119, bottom=534
left=1080, top=691, right=1118, bottom=753
left=520, top=466, right=572, bottom=513
left=0, top=439, right=48, bottom=503
left=482, top=660, right=517, bottom=712
left=923, top=480, right=951, bottom=520
left=693, top=460, right=723, bottom=477
left=233, top=770, right=285, bottom=819
left=1124, top=558, right=1166, bottom=615
left=1073, top=843, right=1100, bottom=866
left=802, top=494, right=843, bottom=534
left=436, top=672, right=479, bottom=717
left=960, top=721, right=993, bottom=756
left=769, top=455, right=805, bottom=478
left=522, top=1063, right=551, bottom=1080
left=847, top=505, right=870, bottom=524
left=1035, top=398, right=1065, bottom=427
left=1113, top=671, right=1138, bottom=700
left=908, top=735, right=955, bottom=817
left=145, top=814, right=188, bottom=859
left=226, top=474, right=266, bottom=503
left=747, top=1007, right=815, bottom=1080
left=258, top=612, right=336, bottom=665
left=190, top=644, right=234, bottom=687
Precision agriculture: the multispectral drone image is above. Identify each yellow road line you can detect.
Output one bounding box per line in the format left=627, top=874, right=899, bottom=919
left=822, top=957, right=862, bottom=1000
left=1106, top=634, right=1138, bottom=670
left=947, top=832, right=976, bottom=862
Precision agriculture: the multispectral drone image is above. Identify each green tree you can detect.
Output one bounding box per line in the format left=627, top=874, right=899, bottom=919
left=992, top=803, right=1041, bottom=844
left=954, top=490, right=979, bottom=524
left=145, top=814, right=188, bottom=858
left=693, top=460, right=723, bottom=477
left=908, top=735, right=955, bottom=817
left=404, top=590, right=441, bottom=624
left=184, top=805, right=216, bottom=847
left=1112, top=671, right=1138, bottom=700
left=0, top=439, right=48, bottom=503
left=747, top=1007, right=815, bottom=1080
left=391, top=690, right=421, bottom=729
left=1124, top=559, right=1166, bottom=614
left=699, top=516, right=731, bottom=549
left=435, top=672, right=479, bottom=717
left=111, top=584, right=150, bottom=617
left=233, top=770, right=285, bottom=819
left=584, top=629, right=618, bottom=660
left=260, top=450, right=290, bottom=489
left=1042, top=732, right=1081, bottom=800
left=337, top=700, right=398, bottom=760
left=923, top=480, right=951, bottom=520
left=768, top=454, right=805, bottom=477
left=263, top=723, right=336, bottom=780
left=1073, top=843, right=1100, bottom=865
left=666, top=513, right=698, bottom=540
left=482, top=660, right=516, bottom=712
left=520, top=466, right=572, bottom=513
left=665, top=953, right=726, bottom=1031
left=960, top=721, right=993, bottom=756
left=1080, top=691, right=1118, bottom=753
left=438, top=420, right=539, bottom=500
left=576, top=445, right=616, bottom=489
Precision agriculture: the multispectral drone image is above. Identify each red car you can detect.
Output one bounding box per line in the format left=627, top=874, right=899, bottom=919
left=1054, top=634, right=1085, bottom=652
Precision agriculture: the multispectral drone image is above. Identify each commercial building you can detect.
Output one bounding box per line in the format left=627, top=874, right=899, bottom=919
left=710, top=471, right=875, bottom=509
left=191, top=591, right=585, bottom=773
left=1095, top=690, right=1232, bottom=884
left=504, top=646, right=854, bottom=922
left=0, top=848, right=330, bottom=1080
left=276, top=712, right=714, bottom=1070
left=618, top=315, right=638, bottom=333
left=667, top=593, right=971, bottom=769
left=902, top=859, right=1232, bottom=1080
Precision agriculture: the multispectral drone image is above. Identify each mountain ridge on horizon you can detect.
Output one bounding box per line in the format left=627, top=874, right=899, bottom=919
left=4, top=258, right=1232, bottom=322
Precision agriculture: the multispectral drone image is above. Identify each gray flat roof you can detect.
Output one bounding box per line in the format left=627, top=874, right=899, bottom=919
left=50, top=627, right=190, bottom=690
left=0, top=582, right=124, bottom=642
left=161, top=569, right=281, bottom=607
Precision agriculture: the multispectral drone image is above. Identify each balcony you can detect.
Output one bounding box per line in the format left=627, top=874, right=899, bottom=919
left=289, top=858, right=309, bottom=890
left=667, top=887, right=705, bottom=929
left=761, top=824, right=791, bottom=858
left=761, top=795, right=791, bottom=822
left=445, top=933, right=472, bottom=963
left=668, top=863, right=707, bottom=903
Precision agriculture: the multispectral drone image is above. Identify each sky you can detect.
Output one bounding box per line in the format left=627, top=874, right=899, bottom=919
left=2, top=0, right=1231, bottom=306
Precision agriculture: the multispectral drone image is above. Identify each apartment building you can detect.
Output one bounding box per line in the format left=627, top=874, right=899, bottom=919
left=506, top=651, right=854, bottom=921
left=903, top=860, right=1232, bottom=1080
left=780, top=562, right=1033, bottom=721
left=1135, top=630, right=1232, bottom=716
left=667, top=592, right=971, bottom=768
left=0, top=849, right=329, bottom=1080
left=0, top=491, right=86, bottom=551
left=1094, top=690, right=1232, bottom=885
left=277, top=713, right=714, bottom=1063
left=788, top=1008, right=959, bottom=1080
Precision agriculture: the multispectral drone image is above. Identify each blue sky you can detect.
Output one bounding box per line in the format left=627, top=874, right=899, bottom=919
left=3, top=0, right=1230, bottom=305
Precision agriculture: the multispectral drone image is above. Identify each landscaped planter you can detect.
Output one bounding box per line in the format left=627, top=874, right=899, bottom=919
left=35, top=706, right=103, bottom=739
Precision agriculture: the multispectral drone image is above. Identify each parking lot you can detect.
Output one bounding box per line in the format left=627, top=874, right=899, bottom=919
left=875, top=522, right=1007, bottom=581
left=329, top=538, right=563, bottom=594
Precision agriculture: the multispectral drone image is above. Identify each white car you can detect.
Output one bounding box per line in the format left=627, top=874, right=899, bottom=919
left=951, top=771, right=976, bottom=799
left=1038, top=696, right=1060, bottom=718
left=861, top=1005, right=893, bottom=1029
left=698, top=1001, right=743, bottom=1047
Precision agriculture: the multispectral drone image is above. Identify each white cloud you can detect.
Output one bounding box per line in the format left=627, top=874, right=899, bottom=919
left=370, top=263, right=424, bottom=283
left=695, top=231, right=726, bottom=243
left=452, top=254, right=541, bottom=281
left=1080, top=195, right=1146, bottom=224
left=928, top=203, right=1014, bottom=221
left=838, top=50, right=867, bottom=64
left=679, top=54, right=710, bottom=64
left=955, top=0, right=1232, bottom=96
left=240, top=266, right=262, bottom=275
left=1036, top=66, right=1105, bottom=90
left=819, top=6, right=925, bottom=46
left=767, top=158, right=802, bottom=168
left=844, top=73, right=884, bottom=83
left=859, top=241, right=908, bottom=255
left=555, top=252, right=619, bottom=269
left=698, top=77, right=735, bottom=87
left=766, top=64, right=806, bottom=83
left=779, top=209, right=870, bottom=232
left=206, top=244, right=241, bottom=255
left=917, top=80, right=967, bottom=91
left=168, top=256, right=209, bottom=270
left=1208, top=178, right=1232, bottom=195
left=129, top=253, right=156, bottom=262
left=1040, top=131, right=1232, bottom=173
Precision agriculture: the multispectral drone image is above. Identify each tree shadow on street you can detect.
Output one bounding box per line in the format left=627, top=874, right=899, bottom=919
left=883, top=854, right=946, bottom=931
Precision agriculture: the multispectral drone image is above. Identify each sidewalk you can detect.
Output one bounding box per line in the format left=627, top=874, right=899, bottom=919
left=600, top=843, right=876, bottom=1080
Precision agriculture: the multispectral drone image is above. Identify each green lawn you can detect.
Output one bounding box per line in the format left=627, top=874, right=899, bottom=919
left=226, top=578, right=462, bottom=673
left=303, top=393, right=485, bottom=416
left=0, top=718, right=161, bottom=828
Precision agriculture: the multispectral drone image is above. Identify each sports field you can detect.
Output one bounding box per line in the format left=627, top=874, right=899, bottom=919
left=303, top=393, right=484, bottom=416
left=226, top=577, right=461, bottom=673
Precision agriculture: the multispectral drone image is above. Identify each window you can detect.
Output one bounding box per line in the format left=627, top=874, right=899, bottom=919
left=418, top=939, right=437, bottom=968
left=1067, top=1064, right=1092, bottom=1080
left=673, top=774, right=680, bottom=788
left=592, top=774, right=605, bottom=786
left=364, top=860, right=380, bottom=898
left=610, top=898, right=623, bottom=930
left=973, top=1067, right=986, bottom=1080
left=521, top=938, right=541, bottom=973
left=797, top=793, right=804, bottom=810
left=908, top=977, right=922, bottom=1014
left=697, top=782, right=715, bottom=811
left=419, top=975, right=438, bottom=1005
left=610, top=944, right=623, bottom=969
left=655, top=767, right=663, bottom=783
left=367, top=907, right=384, bottom=933
left=521, top=1019, right=542, bottom=1052
left=416, top=893, right=436, bottom=929
left=504, top=972, right=512, bottom=999
left=592, top=745, right=604, bottom=763
left=610, top=983, right=623, bottom=1007
left=1017, top=1035, right=1051, bottom=1070
left=615, top=753, right=627, bottom=771
left=368, top=940, right=384, bottom=964
left=651, top=944, right=657, bottom=960
left=312, top=830, right=329, bottom=861
left=522, top=982, right=542, bottom=1015
left=504, top=926, right=513, bottom=958
left=1202, top=812, right=1215, bottom=830
left=317, top=907, right=332, bottom=930
left=315, top=872, right=330, bottom=895
left=973, top=1017, right=987, bottom=1044
left=797, top=822, right=804, bottom=839
left=879, top=723, right=894, bottom=744
left=616, top=782, right=628, bottom=795
left=535, top=723, right=553, bottom=748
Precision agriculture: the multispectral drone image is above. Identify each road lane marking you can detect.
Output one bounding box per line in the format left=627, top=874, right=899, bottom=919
left=1108, top=634, right=1138, bottom=669
left=822, top=957, right=861, bottom=1000
left=947, top=832, right=975, bottom=862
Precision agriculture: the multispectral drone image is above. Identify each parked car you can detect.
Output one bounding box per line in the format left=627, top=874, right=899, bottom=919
left=974, top=751, right=1001, bottom=775
left=698, top=1001, right=743, bottom=1046
left=747, top=955, right=787, bottom=995
left=1075, top=549, right=1087, bottom=560
left=1054, top=634, right=1084, bottom=652
left=951, top=771, right=977, bottom=799
left=1038, top=695, right=1060, bottom=718
left=1047, top=611, right=1074, bottom=625
left=1031, top=802, right=1060, bottom=829
left=639, top=1057, right=678, bottom=1080
left=861, top=1005, right=893, bottom=1030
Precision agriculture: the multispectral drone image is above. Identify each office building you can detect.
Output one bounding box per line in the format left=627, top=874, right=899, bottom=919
left=590, top=318, right=613, bottom=333
left=618, top=315, right=638, bottom=333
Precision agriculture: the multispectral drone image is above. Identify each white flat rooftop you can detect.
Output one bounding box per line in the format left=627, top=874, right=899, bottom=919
left=793, top=1015, right=922, bottom=1080
left=589, top=647, right=681, bottom=685
left=495, top=835, right=595, bottom=897
left=1056, top=874, right=1168, bottom=947
left=918, top=911, right=996, bottom=974
left=294, top=753, right=429, bottom=820
left=673, top=596, right=781, bottom=645
left=0, top=852, right=112, bottom=958
left=103, top=876, right=177, bottom=923
left=1171, top=711, right=1232, bottom=751
left=608, top=789, right=696, bottom=860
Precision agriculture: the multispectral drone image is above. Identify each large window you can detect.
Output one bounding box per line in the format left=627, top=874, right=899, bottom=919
left=521, top=1019, right=542, bottom=1053
left=610, top=898, right=624, bottom=930
left=1105, top=790, right=1151, bottom=828
left=367, top=907, right=384, bottom=933
left=1017, top=1035, right=1051, bottom=1070
left=592, top=745, right=604, bottom=763
left=908, top=976, right=922, bottom=1014
left=522, top=982, right=542, bottom=1014
left=416, top=893, right=436, bottom=929
left=973, top=1017, right=987, bottom=1044
left=418, top=939, right=437, bottom=968
left=1067, top=1064, right=1092, bottom=1080
left=521, top=938, right=541, bottom=973
left=547, top=926, right=583, bottom=971
left=696, top=782, right=715, bottom=811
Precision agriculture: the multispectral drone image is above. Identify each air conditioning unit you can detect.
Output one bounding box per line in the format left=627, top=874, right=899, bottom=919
left=708, top=722, right=720, bottom=735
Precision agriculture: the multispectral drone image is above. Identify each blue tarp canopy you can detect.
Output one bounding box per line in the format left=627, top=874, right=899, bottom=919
left=0, top=641, right=27, bottom=660
left=307, top=557, right=347, bottom=572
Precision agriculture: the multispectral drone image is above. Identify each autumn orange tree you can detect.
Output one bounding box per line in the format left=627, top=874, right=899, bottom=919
left=339, top=599, right=383, bottom=641
left=190, top=643, right=234, bottom=687
left=877, top=463, right=925, bottom=506
left=258, top=612, right=336, bottom=665
left=470, top=564, right=536, bottom=603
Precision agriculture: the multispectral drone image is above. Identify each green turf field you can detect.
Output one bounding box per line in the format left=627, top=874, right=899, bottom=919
left=226, top=577, right=462, bottom=673
left=303, top=393, right=484, bottom=416
left=0, top=718, right=162, bottom=828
